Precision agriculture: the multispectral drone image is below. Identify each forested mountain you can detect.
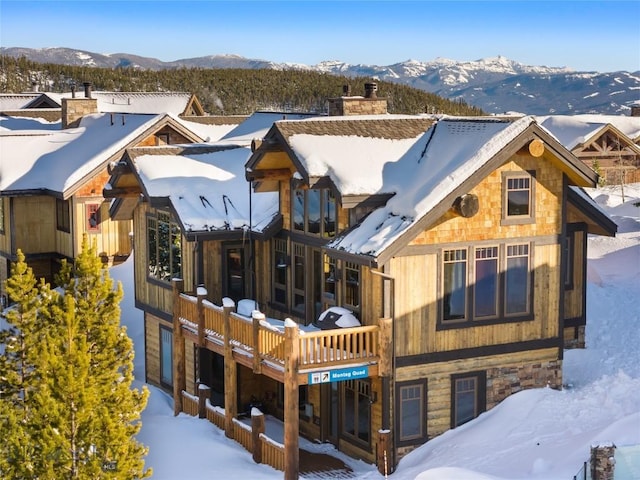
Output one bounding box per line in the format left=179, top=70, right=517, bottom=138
left=0, top=56, right=484, bottom=116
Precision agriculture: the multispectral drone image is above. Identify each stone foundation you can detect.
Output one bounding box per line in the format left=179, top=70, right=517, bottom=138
left=486, top=360, right=562, bottom=409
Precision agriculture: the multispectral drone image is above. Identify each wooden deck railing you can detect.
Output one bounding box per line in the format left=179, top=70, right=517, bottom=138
left=175, top=291, right=382, bottom=374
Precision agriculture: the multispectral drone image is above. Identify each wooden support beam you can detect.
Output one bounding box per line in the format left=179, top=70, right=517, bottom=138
left=102, top=186, right=142, bottom=198
left=246, top=168, right=292, bottom=181
left=283, top=319, right=300, bottom=480
left=517, top=138, right=545, bottom=158
left=172, top=279, right=186, bottom=416
left=376, top=429, right=393, bottom=475
left=223, top=301, right=237, bottom=438
left=107, top=161, right=131, bottom=175
left=378, top=318, right=393, bottom=377
left=197, top=289, right=206, bottom=348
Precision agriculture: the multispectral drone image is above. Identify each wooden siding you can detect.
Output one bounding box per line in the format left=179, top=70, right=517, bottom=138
left=0, top=197, right=10, bottom=254
left=202, top=240, right=223, bottom=302
left=144, top=311, right=167, bottom=388
left=389, top=153, right=565, bottom=357
left=133, top=202, right=192, bottom=317
left=12, top=196, right=57, bottom=254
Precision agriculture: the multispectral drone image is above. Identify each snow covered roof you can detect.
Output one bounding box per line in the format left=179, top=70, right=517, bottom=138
left=0, top=93, right=40, bottom=110
left=538, top=114, right=640, bottom=147
left=220, top=111, right=321, bottom=145
left=250, top=114, right=435, bottom=196
left=0, top=112, right=201, bottom=196
left=128, top=145, right=279, bottom=235
left=326, top=116, right=542, bottom=262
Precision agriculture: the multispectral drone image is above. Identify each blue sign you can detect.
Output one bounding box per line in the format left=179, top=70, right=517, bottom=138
left=308, top=366, right=369, bottom=385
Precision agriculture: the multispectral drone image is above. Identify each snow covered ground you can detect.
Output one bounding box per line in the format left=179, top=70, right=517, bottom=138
left=110, top=184, right=640, bottom=480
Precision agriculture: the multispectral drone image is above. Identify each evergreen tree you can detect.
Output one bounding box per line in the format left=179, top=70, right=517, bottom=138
left=0, top=249, right=47, bottom=478
left=1, top=240, right=150, bottom=479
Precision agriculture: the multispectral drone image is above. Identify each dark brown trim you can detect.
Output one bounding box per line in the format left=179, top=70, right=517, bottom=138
left=135, top=299, right=173, bottom=322
left=395, top=337, right=561, bottom=367
left=395, top=378, right=428, bottom=447
left=564, top=316, right=586, bottom=328
left=450, top=370, right=486, bottom=429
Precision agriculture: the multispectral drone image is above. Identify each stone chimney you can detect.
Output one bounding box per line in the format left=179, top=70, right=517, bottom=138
left=328, top=82, right=387, bottom=116
left=590, top=443, right=616, bottom=480
left=61, top=81, right=98, bottom=129
left=631, top=104, right=640, bottom=117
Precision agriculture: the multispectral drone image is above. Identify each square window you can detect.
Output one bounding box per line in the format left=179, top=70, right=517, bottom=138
left=86, top=203, right=100, bottom=232
left=502, top=172, right=535, bottom=225
left=451, top=372, right=486, bottom=428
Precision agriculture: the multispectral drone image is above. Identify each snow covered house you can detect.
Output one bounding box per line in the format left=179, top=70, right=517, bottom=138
left=106, top=86, right=617, bottom=478
left=0, top=94, right=207, bottom=301
left=539, top=114, right=640, bottom=184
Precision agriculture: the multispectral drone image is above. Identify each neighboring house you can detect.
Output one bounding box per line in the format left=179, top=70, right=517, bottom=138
left=1, top=82, right=210, bottom=122
left=0, top=93, right=207, bottom=300
left=539, top=114, right=640, bottom=184
left=107, top=85, right=617, bottom=478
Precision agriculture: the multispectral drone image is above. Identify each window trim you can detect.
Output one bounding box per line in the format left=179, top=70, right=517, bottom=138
left=291, top=186, right=337, bottom=238
left=146, top=210, right=182, bottom=285
left=396, top=379, right=428, bottom=446
left=501, top=171, right=536, bottom=226
left=86, top=202, right=101, bottom=232
left=159, top=324, right=173, bottom=389
left=450, top=371, right=486, bottom=429
left=438, top=242, right=534, bottom=329
left=56, top=198, right=71, bottom=233
left=564, top=230, right=575, bottom=290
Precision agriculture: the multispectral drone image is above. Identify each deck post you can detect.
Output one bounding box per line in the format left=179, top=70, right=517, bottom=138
left=196, top=287, right=206, bottom=347
left=377, top=429, right=392, bottom=475
left=223, top=299, right=237, bottom=438
left=378, top=318, right=393, bottom=377
left=283, top=319, right=300, bottom=480
left=252, top=311, right=265, bottom=374
left=198, top=383, right=210, bottom=419
left=251, top=408, right=265, bottom=464
left=172, top=279, right=185, bottom=416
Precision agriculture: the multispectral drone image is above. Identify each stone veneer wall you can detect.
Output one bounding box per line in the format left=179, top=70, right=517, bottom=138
left=62, top=98, right=98, bottom=128
left=590, top=444, right=616, bottom=480
left=486, top=360, right=562, bottom=409
left=328, top=97, right=388, bottom=116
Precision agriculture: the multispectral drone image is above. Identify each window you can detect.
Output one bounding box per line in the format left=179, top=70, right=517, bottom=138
left=160, top=325, right=173, bottom=388
left=344, top=261, right=360, bottom=316
left=0, top=198, right=4, bottom=234
left=505, top=244, right=530, bottom=315
left=56, top=198, right=70, bottom=233
left=397, top=380, right=427, bottom=445
left=86, top=203, right=100, bottom=232
left=273, top=238, right=288, bottom=306
left=502, top=171, right=535, bottom=225
left=564, top=233, right=574, bottom=290
left=443, top=249, right=467, bottom=321
left=147, top=210, right=182, bottom=283
left=342, top=380, right=371, bottom=447
left=224, top=245, right=245, bottom=302
left=440, top=243, right=532, bottom=326
left=292, top=242, right=305, bottom=314
left=156, top=133, right=170, bottom=145
left=451, top=372, right=486, bottom=428
left=292, top=187, right=336, bottom=237
left=474, top=246, right=499, bottom=318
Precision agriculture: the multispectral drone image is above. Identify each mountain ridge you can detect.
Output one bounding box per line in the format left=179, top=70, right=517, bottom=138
left=1, top=46, right=638, bottom=115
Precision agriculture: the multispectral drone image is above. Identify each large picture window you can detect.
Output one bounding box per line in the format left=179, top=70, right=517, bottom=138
left=147, top=210, right=182, bottom=283
left=292, top=187, right=336, bottom=237
left=440, top=243, right=532, bottom=326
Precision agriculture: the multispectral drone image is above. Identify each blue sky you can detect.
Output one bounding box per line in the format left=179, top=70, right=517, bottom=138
left=1, top=1, right=638, bottom=72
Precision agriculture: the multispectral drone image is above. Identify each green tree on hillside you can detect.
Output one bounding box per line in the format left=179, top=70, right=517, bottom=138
left=0, top=239, right=150, bottom=479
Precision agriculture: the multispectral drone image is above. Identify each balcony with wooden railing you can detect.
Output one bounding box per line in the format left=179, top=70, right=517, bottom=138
left=170, top=279, right=392, bottom=480
left=171, top=282, right=390, bottom=385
